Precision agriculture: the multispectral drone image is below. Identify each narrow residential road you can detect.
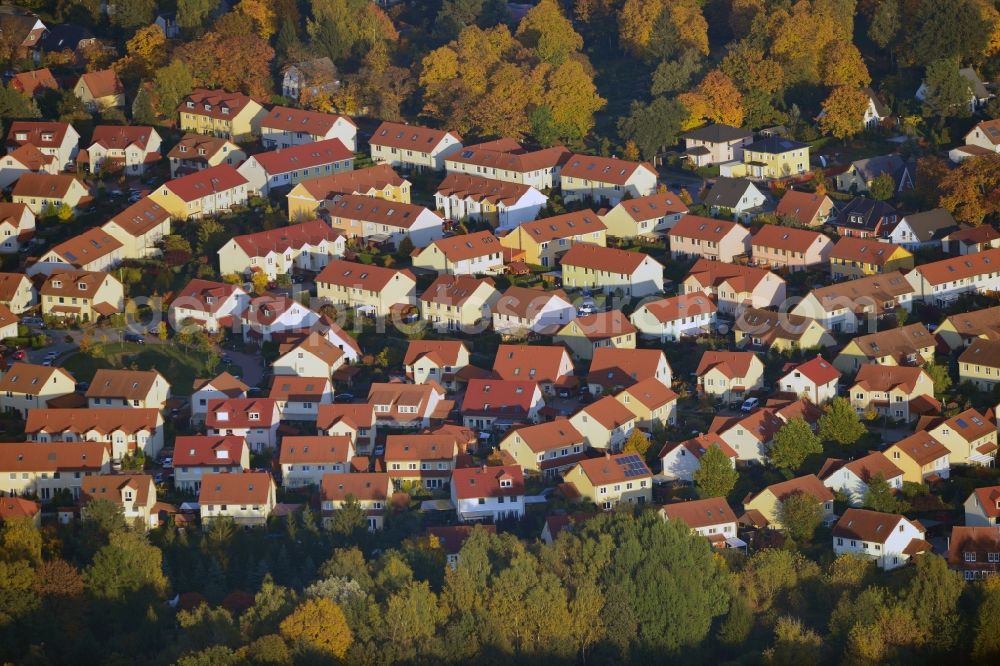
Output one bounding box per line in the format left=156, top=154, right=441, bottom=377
left=225, top=349, right=265, bottom=388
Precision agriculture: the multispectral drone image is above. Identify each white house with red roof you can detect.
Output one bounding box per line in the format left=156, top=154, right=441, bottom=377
left=820, top=452, right=904, bottom=506
left=268, top=376, right=334, bottom=420
left=240, top=294, right=320, bottom=343
left=101, top=198, right=171, bottom=259
left=173, top=435, right=250, bottom=492
left=660, top=497, right=740, bottom=547
left=368, top=382, right=451, bottom=428
left=433, top=172, right=547, bottom=231
left=219, top=219, right=346, bottom=280
left=444, top=139, right=570, bottom=190
left=586, top=347, right=673, bottom=396
left=260, top=105, right=358, bottom=151
left=492, top=344, right=575, bottom=395
left=317, top=404, right=377, bottom=453
left=965, top=485, right=1000, bottom=527
left=491, top=285, right=575, bottom=337
left=660, top=433, right=738, bottom=483
left=630, top=292, right=717, bottom=342
left=451, top=464, right=526, bottom=522
left=148, top=164, right=249, bottom=220
left=369, top=120, right=463, bottom=171
left=0, top=203, right=35, bottom=254
left=237, top=138, right=354, bottom=195
left=29, top=226, right=122, bottom=277
left=403, top=340, right=471, bottom=390
left=323, top=194, right=445, bottom=249
left=559, top=154, right=657, bottom=205
left=82, top=125, right=162, bottom=175
left=778, top=356, right=841, bottom=404
left=169, top=279, right=249, bottom=334
left=682, top=259, right=787, bottom=315
left=199, top=471, right=277, bottom=528
left=0, top=143, right=59, bottom=188
left=205, top=398, right=281, bottom=452
left=191, top=372, right=249, bottom=422
left=272, top=331, right=348, bottom=380
left=384, top=433, right=459, bottom=489
left=832, top=508, right=929, bottom=570
left=461, top=378, right=544, bottom=431
left=279, top=435, right=353, bottom=488
left=6, top=121, right=81, bottom=168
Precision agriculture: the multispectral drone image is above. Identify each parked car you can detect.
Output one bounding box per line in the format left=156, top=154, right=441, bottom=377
left=557, top=387, right=572, bottom=399
left=373, top=444, right=385, bottom=457
left=12, top=350, right=26, bottom=361
left=741, top=397, right=760, bottom=413
left=334, top=393, right=354, bottom=403
left=124, top=333, right=144, bottom=344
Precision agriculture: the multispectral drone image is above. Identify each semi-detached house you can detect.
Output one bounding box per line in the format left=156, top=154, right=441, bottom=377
left=0, top=143, right=59, bottom=189
left=173, top=435, right=249, bottom=492
left=272, top=331, right=350, bottom=380
left=833, top=322, right=935, bottom=373
left=39, top=270, right=124, bottom=321
left=403, top=340, right=470, bottom=390
left=443, top=139, right=570, bottom=190
left=219, top=219, right=346, bottom=280
left=682, top=259, right=786, bottom=315
left=0, top=441, right=109, bottom=500
left=321, top=473, right=393, bottom=531
left=905, top=247, right=1000, bottom=307
left=168, top=279, right=249, bottom=334
left=500, top=419, right=587, bottom=478
left=563, top=452, right=652, bottom=509
left=820, top=452, right=904, bottom=506
left=491, top=286, right=575, bottom=337
left=661, top=496, right=740, bottom=548
left=368, top=382, right=451, bottom=429
left=30, top=226, right=122, bottom=277
left=316, top=259, right=417, bottom=318
left=0, top=272, right=34, bottom=313
left=0, top=202, right=36, bottom=255
left=12, top=173, right=88, bottom=215
left=434, top=172, right=547, bottom=231
left=420, top=274, right=500, bottom=333
left=323, top=194, right=443, bottom=249
left=669, top=215, right=751, bottom=263
left=833, top=508, right=929, bottom=570
left=279, top=435, right=353, bottom=488
left=560, top=243, right=665, bottom=298
left=101, top=198, right=171, bottom=259
left=287, top=164, right=411, bottom=221
left=0, top=363, right=76, bottom=418
left=554, top=310, right=637, bottom=360
left=199, top=471, right=277, bottom=528
left=384, top=433, right=458, bottom=490
left=167, top=133, right=246, bottom=178
left=178, top=89, right=267, bottom=142
left=82, top=125, right=161, bottom=175
left=260, top=105, right=357, bottom=151
left=6, top=121, right=80, bottom=168
left=206, top=398, right=281, bottom=452
left=499, top=210, right=607, bottom=267
left=238, top=138, right=354, bottom=195
left=240, top=294, right=320, bottom=343
left=412, top=230, right=504, bottom=276
left=791, top=271, right=914, bottom=333
left=559, top=154, right=657, bottom=205
left=750, top=224, right=832, bottom=272
left=369, top=120, right=463, bottom=171
left=24, top=407, right=164, bottom=460
left=85, top=368, right=170, bottom=410
left=451, top=464, right=525, bottom=522
left=600, top=191, right=688, bottom=239
left=849, top=364, right=937, bottom=423
left=630, top=293, right=717, bottom=342
left=149, top=164, right=249, bottom=220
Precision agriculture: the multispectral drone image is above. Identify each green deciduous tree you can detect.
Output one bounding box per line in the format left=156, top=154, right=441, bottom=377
left=111, top=0, right=156, bottom=29
left=869, top=172, right=895, bottom=201
left=617, top=97, right=686, bottom=160
left=900, top=554, right=964, bottom=650
left=863, top=474, right=904, bottom=513
left=972, top=578, right=1000, bottom=663
left=154, top=60, right=194, bottom=121
left=924, top=362, right=952, bottom=397
left=777, top=491, right=823, bottom=542
left=693, top=444, right=739, bottom=498
left=1, top=517, right=42, bottom=565
left=770, top=418, right=822, bottom=471
left=819, top=397, right=866, bottom=446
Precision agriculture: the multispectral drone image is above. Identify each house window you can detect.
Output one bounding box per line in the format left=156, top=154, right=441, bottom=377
left=966, top=552, right=977, bottom=562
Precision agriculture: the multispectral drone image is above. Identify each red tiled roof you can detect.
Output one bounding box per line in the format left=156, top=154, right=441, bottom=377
left=745, top=474, right=833, bottom=504
left=565, top=310, right=637, bottom=340
left=445, top=141, right=570, bottom=173
left=199, top=471, right=273, bottom=504
left=615, top=191, right=688, bottom=220
left=249, top=138, right=352, bottom=174
left=49, top=226, right=121, bottom=266
left=420, top=274, right=495, bottom=307
left=174, top=435, right=247, bottom=467
left=280, top=435, right=351, bottom=464
left=205, top=398, right=278, bottom=429
left=685, top=258, right=774, bottom=292
left=296, top=164, right=408, bottom=199
left=316, top=403, right=375, bottom=431
left=461, top=379, right=539, bottom=416
left=493, top=344, right=570, bottom=384
left=104, top=197, right=169, bottom=237
left=751, top=224, right=828, bottom=253
left=775, top=190, right=831, bottom=225
left=89, top=125, right=155, bottom=150
left=232, top=219, right=342, bottom=257
left=578, top=395, right=636, bottom=430
left=12, top=173, right=83, bottom=199
left=515, top=210, right=607, bottom=243
left=424, top=230, right=501, bottom=262
left=261, top=105, right=355, bottom=133
left=853, top=364, right=928, bottom=394
left=78, top=69, right=122, bottom=98
left=370, top=121, right=461, bottom=151
left=493, top=286, right=571, bottom=320
left=571, top=452, right=652, bottom=485
left=452, top=464, right=524, bottom=500
left=634, top=293, right=716, bottom=324
left=911, top=247, right=1000, bottom=286
left=9, top=68, right=58, bottom=96
left=830, top=236, right=908, bottom=266
left=5, top=143, right=57, bottom=171
left=505, top=419, right=583, bottom=454
left=181, top=89, right=260, bottom=119
left=384, top=434, right=458, bottom=461
left=0, top=496, right=40, bottom=520
left=316, top=259, right=415, bottom=292
left=833, top=507, right=919, bottom=543
left=783, top=355, right=840, bottom=386
left=24, top=408, right=160, bottom=436
left=427, top=524, right=495, bottom=554
left=321, top=473, right=391, bottom=502
left=173, top=279, right=244, bottom=315
left=588, top=348, right=668, bottom=388
left=560, top=242, right=656, bottom=273
left=661, top=497, right=737, bottom=529
left=889, top=431, right=949, bottom=466
left=0, top=441, right=106, bottom=472
left=561, top=154, right=655, bottom=185
left=162, top=164, right=247, bottom=202
left=404, top=340, right=467, bottom=367
left=696, top=350, right=759, bottom=379
left=660, top=432, right=737, bottom=460
left=325, top=193, right=438, bottom=229
left=618, top=376, right=678, bottom=410
left=670, top=215, right=746, bottom=242
left=7, top=121, right=74, bottom=150
left=436, top=172, right=536, bottom=206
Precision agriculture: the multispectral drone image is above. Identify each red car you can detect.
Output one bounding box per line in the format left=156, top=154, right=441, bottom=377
left=11, top=351, right=26, bottom=361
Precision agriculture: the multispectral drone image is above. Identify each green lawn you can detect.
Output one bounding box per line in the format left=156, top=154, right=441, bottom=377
left=63, top=342, right=228, bottom=396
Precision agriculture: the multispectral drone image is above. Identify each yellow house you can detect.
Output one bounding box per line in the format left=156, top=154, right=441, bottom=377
left=884, top=432, right=951, bottom=484
left=178, top=89, right=267, bottom=142
left=149, top=165, right=249, bottom=220
left=600, top=191, right=688, bottom=238
left=733, top=308, right=835, bottom=352
left=959, top=339, right=1000, bottom=390
left=554, top=311, right=637, bottom=360
left=829, top=237, right=914, bottom=280
left=499, top=210, right=607, bottom=267
left=928, top=408, right=997, bottom=466
left=315, top=260, right=417, bottom=318
left=73, top=69, right=124, bottom=111
left=742, top=475, right=834, bottom=529
left=12, top=173, right=88, bottom=215
left=40, top=270, right=124, bottom=321
left=286, top=164, right=412, bottom=221
left=833, top=323, right=935, bottom=373
left=321, top=473, right=393, bottom=531
left=500, top=419, right=587, bottom=478
left=614, top=377, right=678, bottom=429
left=937, top=306, right=1000, bottom=351
left=420, top=274, right=501, bottom=333
left=695, top=350, right=765, bottom=402
left=740, top=137, right=810, bottom=180
left=563, top=453, right=652, bottom=510
left=560, top=243, right=665, bottom=298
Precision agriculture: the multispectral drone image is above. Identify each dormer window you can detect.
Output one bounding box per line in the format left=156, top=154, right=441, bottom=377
left=221, top=106, right=230, bottom=115
left=78, top=283, right=87, bottom=291
left=500, top=478, right=512, bottom=488
left=52, top=280, right=62, bottom=288
left=41, top=133, right=53, bottom=141
left=204, top=103, right=212, bottom=111
left=186, top=101, right=194, bottom=108
left=248, top=412, right=260, bottom=420
left=179, top=145, right=188, bottom=153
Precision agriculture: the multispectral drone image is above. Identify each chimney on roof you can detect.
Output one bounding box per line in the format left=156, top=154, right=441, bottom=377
left=481, top=464, right=487, bottom=472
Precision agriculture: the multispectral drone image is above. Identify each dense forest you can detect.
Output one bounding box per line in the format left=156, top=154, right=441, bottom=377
left=1, top=500, right=998, bottom=665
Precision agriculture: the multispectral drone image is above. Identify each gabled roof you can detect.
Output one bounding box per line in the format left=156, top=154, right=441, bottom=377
left=89, top=125, right=155, bottom=151
left=862, top=87, right=889, bottom=117
left=775, top=190, right=832, bottom=225
left=703, top=177, right=762, bottom=209
left=751, top=224, right=827, bottom=253
left=205, top=398, right=278, bottom=429
left=560, top=242, right=656, bottom=274
left=661, top=497, right=738, bottom=529
left=249, top=138, right=352, bottom=175
left=297, top=164, right=408, bottom=200
left=897, top=208, right=958, bottom=242
left=104, top=198, right=170, bottom=237
left=0, top=497, right=40, bottom=521
left=577, top=396, right=635, bottom=430
left=12, top=173, right=83, bottom=199
left=833, top=508, right=917, bottom=544
left=670, top=214, right=747, bottom=242
left=161, top=164, right=247, bottom=202
left=261, top=105, right=354, bottom=134
left=634, top=293, right=716, bottom=323
left=781, top=356, right=841, bottom=386
left=198, top=471, right=273, bottom=505
left=445, top=141, right=570, bottom=173
left=420, top=274, right=495, bottom=307
left=232, top=219, right=342, bottom=258
left=7, top=121, right=75, bottom=150
left=404, top=340, right=467, bottom=367
left=515, top=210, right=607, bottom=243
left=819, top=451, right=903, bottom=482
left=384, top=434, right=458, bottom=461
left=280, top=435, right=351, bottom=464
left=0, top=203, right=33, bottom=230
left=611, top=191, right=688, bottom=221
left=506, top=419, right=583, bottom=454
left=370, top=121, right=461, bottom=151
left=180, top=89, right=261, bottom=119
left=588, top=348, right=668, bottom=388
left=427, top=524, right=495, bottom=554
left=242, top=294, right=313, bottom=327
left=81, top=473, right=153, bottom=507
left=49, top=227, right=122, bottom=266
left=959, top=338, right=1000, bottom=369
left=888, top=431, right=949, bottom=466
left=937, top=408, right=994, bottom=443
left=805, top=271, right=913, bottom=313
left=435, top=172, right=536, bottom=207
left=685, top=258, right=776, bottom=293
left=77, top=69, right=122, bottom=99
left=9, top=68, right=58, bottom=96
left=745, top=474, right=833, bottom=505
left=493, top=344, right=569, bottom=384
left=5, top=143, right=57, bottom=171
left=0, top=441, right=106, bottom=472
left=968, top=119, right=1000, bottom=146
left=696, top=350, right=759, bottom=379
left=174, top=435, right=246, bottom=467
left=617, top=376, right=678, bottom=410
left=461, top=379, right=540, bottom=416
left=316, top=403, right=375, bottom=431
left=268, top=376, right=332, bottom=402
left=560, top=154, right=655, bottom=185
left=830, top=236, right=909, bottom=266
left=909, top=247, right=1000, bottom=286
left=562, top=310, right=637, bottom=341
left=0, top=363, right=73, bottom=395
left=279, top=331, right=345, bottom=369
left=680, top=124, right=752, bottom=143
left=849, top=154, right=907, bottom=185
left=39, top=270, right=113, bottom=298
left=970, top=486, right=1000, bottom=519
left=173, top=279, right=244, bottom=315
left=192, top=372, right=249, bottom=397
left=452, top=464, right=524, bottom=500
left=660, top=432, right=736, bottom=460
left=835, top=197, right=897, bottom=231
left=847, top=323, right=934, bottom=360
left=25, top=408, right=160, bottom=436
left=733, top=307, right=824, bottom=344
left=316, top=259, right=415, bottom=292
left=424, top=230, right=501, bottom=262
left=571, top=452, right=652, bottom=485
left=942, top=225, right=1000, bottom=246
left=493, top=286, right=571, bottom=320
left=167, top=133, right=236, bottom=162
left=86, top=369, right=165, bottom=400
left=321, top=473, right=391, bottom=502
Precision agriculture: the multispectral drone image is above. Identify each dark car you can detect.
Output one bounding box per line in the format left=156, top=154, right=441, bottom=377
left=334, top=393, right=354, bottom=403
left=557, top=387, right=572, bottom=399
left=124, top=333, right=144, bottom=344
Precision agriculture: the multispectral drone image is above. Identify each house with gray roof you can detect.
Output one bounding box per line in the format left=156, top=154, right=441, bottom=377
left=916, top=67, right=995, bottom=114
left=681, top=124, right=753, bottom=167
left=704, top=177, right=769, bottom=223
left=834, top=154, right=913, bottom=195
left=885, top=209, right=960, bottom=250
